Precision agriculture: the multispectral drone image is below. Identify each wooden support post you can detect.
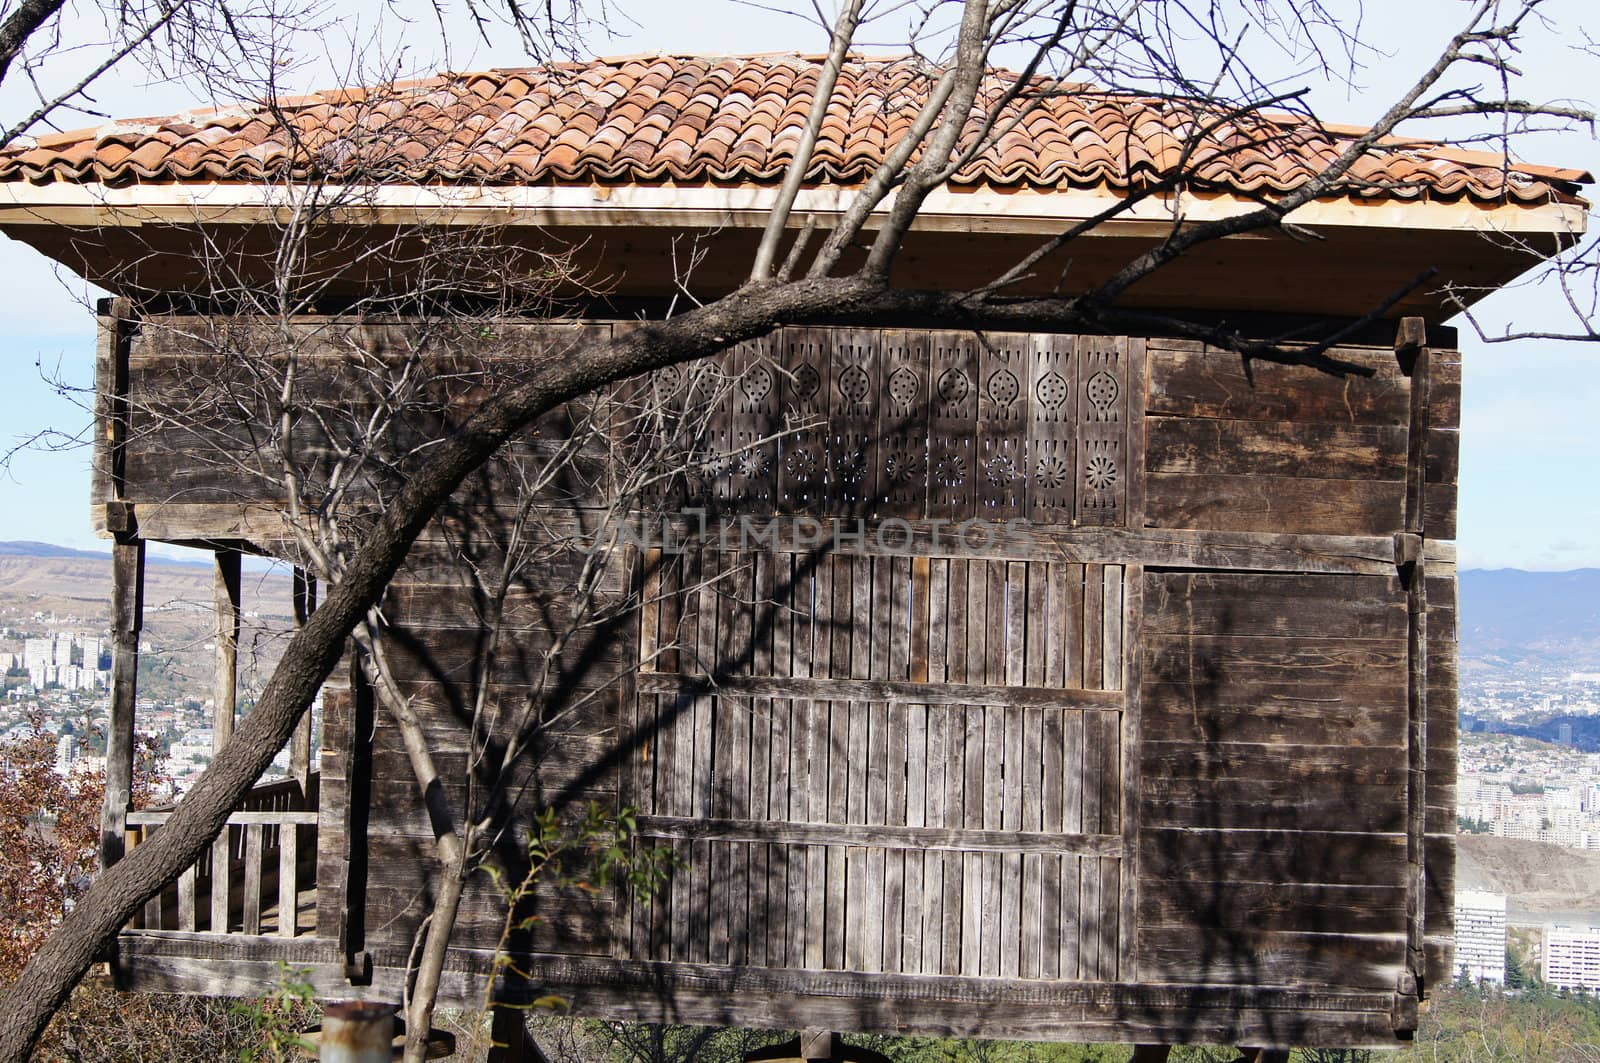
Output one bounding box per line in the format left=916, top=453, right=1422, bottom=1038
left=100, top=539, right=144, bottom=871
left=213, top=548, right=242, bottom=749
left=1397, top=316, right=1431, bottom=1006
left=210, top=547, right=242, bottom=933
left=291, top=567, right=317, bottom=794
left=488, top=1004, right=539, bottom=1063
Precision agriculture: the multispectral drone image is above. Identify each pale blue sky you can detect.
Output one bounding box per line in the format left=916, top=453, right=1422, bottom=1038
left=1, top=0, right=1596, bottom=569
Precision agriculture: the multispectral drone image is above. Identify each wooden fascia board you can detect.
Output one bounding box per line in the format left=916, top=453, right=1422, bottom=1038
left=0, top=181, right=1586, bottom=242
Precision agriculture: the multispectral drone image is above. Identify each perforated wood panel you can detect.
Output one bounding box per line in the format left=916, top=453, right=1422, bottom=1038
left=635, top=327, right=1131, bottom=526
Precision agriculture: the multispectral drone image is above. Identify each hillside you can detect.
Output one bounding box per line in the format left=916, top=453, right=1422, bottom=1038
left=1457, top=834, right=1600, bottom=921
left=0, top=542, right=293, bottom=702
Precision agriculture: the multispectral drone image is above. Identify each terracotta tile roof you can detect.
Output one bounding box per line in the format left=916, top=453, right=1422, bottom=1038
left=0, top=53, right=1586, bottom=204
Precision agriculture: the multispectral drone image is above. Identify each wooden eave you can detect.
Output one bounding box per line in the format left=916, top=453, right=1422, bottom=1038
left=0, top=179, right=1585, bottom=321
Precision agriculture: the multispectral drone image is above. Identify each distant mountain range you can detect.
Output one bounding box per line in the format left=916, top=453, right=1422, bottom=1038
left=1460, top=568, right=1600, bottom=670
left=0, top=540, right=218, bottom=569
left=0, top=540, right=113, bottom=560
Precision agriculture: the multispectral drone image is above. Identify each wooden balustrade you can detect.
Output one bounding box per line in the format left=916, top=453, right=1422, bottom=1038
left=125, top=775, right=319, bottom=937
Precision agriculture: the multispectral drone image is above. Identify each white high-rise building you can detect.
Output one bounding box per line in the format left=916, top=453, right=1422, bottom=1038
left=1453, top=889, right=1507, bottom=984
left=23, top=637, right=54, bottom=688
left=1545, top=925, right=1600, bottom=991
left=54, top=734, right=77, bottom=775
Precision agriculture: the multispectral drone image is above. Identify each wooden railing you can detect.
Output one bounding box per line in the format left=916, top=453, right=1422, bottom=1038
left=125, top=774, right=319, bottom=937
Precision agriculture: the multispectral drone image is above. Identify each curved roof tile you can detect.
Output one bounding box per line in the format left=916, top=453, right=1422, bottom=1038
left=0, top=53, right=1586, bottom=204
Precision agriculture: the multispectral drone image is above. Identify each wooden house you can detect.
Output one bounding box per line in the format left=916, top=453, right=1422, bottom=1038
left=0, top=55, right=1589, bottom=1053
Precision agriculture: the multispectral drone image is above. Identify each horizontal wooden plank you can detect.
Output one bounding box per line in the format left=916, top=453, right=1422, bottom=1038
left=633, top=672, right=1123, bottom=711
left=1143, top=634, right=1409, bottom=698
left=112, top=935, right=1410, bottom=1046
left=127, top=810, right=319, bottom=827
left=1141, top=686, right=1404, bottom=748
left=1141, top=741, right=1407, bottom=784
left=1146, top=347, right=1410, bottom=426
left=633, top=815, right=1123, bottom=856
left=1144, top=572, right=1406, bottom=639
left=1140, top=778, right=1407, bottom=833
left=1145, top=473, right=1404, bottom=536
left=1139, top=828, right=1407, bottom=888
left=123, top=500, right=1455, bottom=575
left=1138, top=882, right=1407, bottom=935
left=1146, top=417, right=1406, bottom=480
left=1136, top=927, right=1406, bottom=990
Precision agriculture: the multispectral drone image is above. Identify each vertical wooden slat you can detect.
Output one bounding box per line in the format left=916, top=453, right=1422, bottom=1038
left=1046, top=563, right=1068, bottom=689
left=1064, top=711, right=1085, bottom=834
left=960, top=704, right=983, bottom=977
left=883, top=563, right=908, bottom=970
left=670, top=839, right=690, bottom=963
left=1103, top=565, right=1125, bottom=692
left=242, top=822, right=263, bottom=936
left=693, top=551, right=719, bottom=819
left=899, top=702, right=922, bottom=975
left=1120, top=565, right=1145, bottom=982
left=690, top=837, right=710, bottom=965
left=668, top=530, right=694, bottom=958
left=928, top=558, right=949, bottom=684
left=1040, top=850, right=1061, bottom=980
left=178, top=864, right=198, bottom=934
left=923, top=702, right=947, bottom=976
left=1084, top=563, right=1105, bottom=692
left=278, top=822, right=298, bottom=937
left=1083, top=707, right=1105, bottom=837
left=1079, top=847, right=1100, bottom=980
left=1065, top=563, right=1085, bottom=689
left=1000, top=701, right=1024, bottom=979
left=1021, top=704, right=1044, bottom=979
left=1061, top=854, right=1081, bottom=980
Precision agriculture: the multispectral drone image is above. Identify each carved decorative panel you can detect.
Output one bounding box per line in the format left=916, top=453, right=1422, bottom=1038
left=976, top=333, right=1030, bottom=520
left=723, top=336, right=780, bottom=513
left=827, top=329, right=880, bottom=514
left=928, top=332, right=979, bottom=520
left=879, top=330, right=931, bottom=518
left=1074, top=336, right=1128, bottom=525
left=778, top=328, right=830, bottom=512
left=1028, top=333, right=1077, bottom=525
left=626, top=326, right=1130, bottom=527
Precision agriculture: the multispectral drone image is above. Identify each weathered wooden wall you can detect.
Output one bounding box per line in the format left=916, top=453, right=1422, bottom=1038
left=103, top=313, right=1457, bottom=1049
